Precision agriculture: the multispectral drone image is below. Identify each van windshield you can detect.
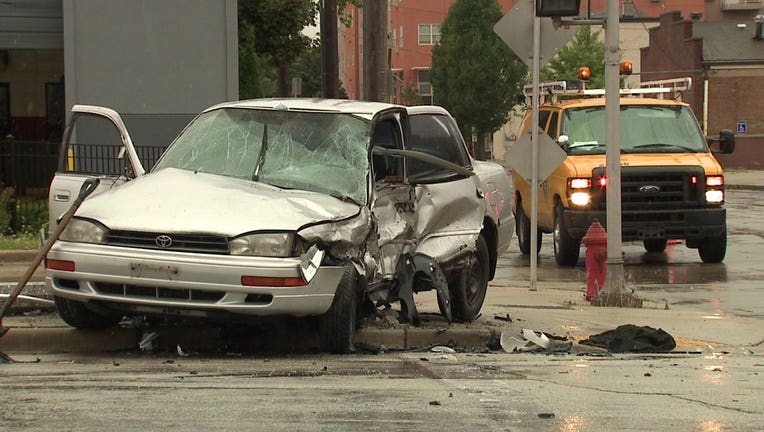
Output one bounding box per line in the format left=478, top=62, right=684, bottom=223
left=560, top=105, right=708, bottom=155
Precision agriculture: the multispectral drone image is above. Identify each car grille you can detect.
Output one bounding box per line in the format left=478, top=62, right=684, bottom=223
left=591, top=166, right=705, bottom=210
left=94, top=282, right=225, bottom=302
left=103, top=230, right=229, bottom=254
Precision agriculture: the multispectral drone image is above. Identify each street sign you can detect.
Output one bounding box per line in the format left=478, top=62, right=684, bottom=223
left=737, top=120, right=747, bottom=135
left=505, top=127, right=567, bottom=182
left=493, top=0, right=577, bottom=69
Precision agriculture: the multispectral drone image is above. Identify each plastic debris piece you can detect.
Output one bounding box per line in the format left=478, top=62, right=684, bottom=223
left=177, top=344, right=190, bottom=357
left=431, top=346, right=456, bottom=353
left=522, top=329, right=551, bottom=349
left=138, top=331, right=159, bottom=353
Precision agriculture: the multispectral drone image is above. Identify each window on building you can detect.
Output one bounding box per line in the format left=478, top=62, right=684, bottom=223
left=418, top=24, right=441, bottom=45
left=0, top=83, right=9, bottom=138
left=417, top=69, right=432, bottom=105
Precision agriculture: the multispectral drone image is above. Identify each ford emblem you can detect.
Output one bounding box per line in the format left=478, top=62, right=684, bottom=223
left=639, top=185, right=661, bottom=194
left=155, top=235, right=173, bottom=248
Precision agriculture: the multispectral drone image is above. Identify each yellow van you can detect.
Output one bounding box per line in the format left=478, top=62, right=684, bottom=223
left=512, top=79, right=735, bottom=266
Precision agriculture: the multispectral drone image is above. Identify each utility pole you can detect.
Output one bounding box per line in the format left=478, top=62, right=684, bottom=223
left=363, top=0, right=387, bottom=102
left=321, top=0, right=340, bottom=98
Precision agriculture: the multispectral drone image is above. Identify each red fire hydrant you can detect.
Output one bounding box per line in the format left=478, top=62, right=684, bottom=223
left=581, top=220, right=607, bottom=301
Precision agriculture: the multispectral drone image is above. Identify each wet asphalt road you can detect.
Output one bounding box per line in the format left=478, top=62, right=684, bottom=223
left=493, top=188, right=764, bottom=321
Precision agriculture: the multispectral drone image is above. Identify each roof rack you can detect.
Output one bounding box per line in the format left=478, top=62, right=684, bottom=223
left=523, top=77, right=692, bottom=105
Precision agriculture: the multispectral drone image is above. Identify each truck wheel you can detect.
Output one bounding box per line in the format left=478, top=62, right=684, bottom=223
left=698, top=231, right=727, bottom=263
left=516, top=201, right=541, bottom=255
left=53, top=296, right=121, bottom=329
left=554, top=206, right=580, bottom=266
left=450, top=234, right=490, bottom=322
left=319, top=266, right=358, bottom=354
left=643, top=238, right=668, bottom=253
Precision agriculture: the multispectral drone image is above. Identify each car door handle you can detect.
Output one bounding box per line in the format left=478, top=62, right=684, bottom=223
left=54, top=190, right=70, bottom=202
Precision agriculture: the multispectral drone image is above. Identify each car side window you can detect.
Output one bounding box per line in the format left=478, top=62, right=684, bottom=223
left=407, top=114, right=469, bottom=178
left=62, top=113, right=133, bottom=177
left=371, top=118, right=403, bottom=182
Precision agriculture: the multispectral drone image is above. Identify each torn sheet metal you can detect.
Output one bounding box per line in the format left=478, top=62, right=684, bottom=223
left=299, top=245, right=325, bottom=282
left=394, top=253, right=451, bottom=324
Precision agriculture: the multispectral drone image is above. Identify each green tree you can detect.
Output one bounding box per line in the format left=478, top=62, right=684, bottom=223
left=239, top=0, right=318, bottom=97
left=290, top=38, right=322, bottom=97
left=430, top=0, right=526, bottom=159
left=238, top=19, right=275, bottom=99
left=542, top=25, right=605, bottom=89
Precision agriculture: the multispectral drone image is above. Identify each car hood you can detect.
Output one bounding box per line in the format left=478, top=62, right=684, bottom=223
left=76, top=168, right=362, bottom=236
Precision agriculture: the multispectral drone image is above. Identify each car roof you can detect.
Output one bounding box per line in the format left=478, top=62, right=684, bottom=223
left=546, top=97, right=689, bottom=109
left=204, top=98, right=405, bottom=118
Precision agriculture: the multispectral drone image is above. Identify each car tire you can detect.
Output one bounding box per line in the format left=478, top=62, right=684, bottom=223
left=698, top=230, right=726, bottom=263
left=319, top=266, right=358, bottom=354
left=554, top=206, right=580, bottom=266
left=516, top=201, right=541, bottom=255
left=643, top=238, right=668, bottom=253
left=450, top=234, right=490, bottom=322
left=53, top=296, right=121, bottom=329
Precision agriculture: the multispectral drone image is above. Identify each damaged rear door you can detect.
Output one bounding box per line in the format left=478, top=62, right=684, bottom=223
left=48, top=105, right=145, bottom=232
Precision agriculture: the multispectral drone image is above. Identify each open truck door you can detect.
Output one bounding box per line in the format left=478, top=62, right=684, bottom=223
left=48, top=105, right=145, bottom=233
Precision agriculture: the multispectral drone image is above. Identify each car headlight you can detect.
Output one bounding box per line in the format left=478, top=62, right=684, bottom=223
left=229, top=233, right=294, bottom=257
left=60, top=218, right=106, bottom=243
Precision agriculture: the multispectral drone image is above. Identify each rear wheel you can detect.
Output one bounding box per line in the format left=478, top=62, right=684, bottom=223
left=553, top=206, right=581, bottom=266
left=516, top=201, right=541, bottom=255
left=698, top=230, right=727, bottom=263
left=450, top=234, right=490, bottom=322
left=53, top=296, right=121, bottom=329
left=643, top=238, right=668, bottom=253
left=319, top=266, right=358, bottom=354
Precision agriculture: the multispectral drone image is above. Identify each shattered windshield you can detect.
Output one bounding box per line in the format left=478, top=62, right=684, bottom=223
left=153, top=108, right=370, bottom=204
left=561, top=105, right=708, bottom=155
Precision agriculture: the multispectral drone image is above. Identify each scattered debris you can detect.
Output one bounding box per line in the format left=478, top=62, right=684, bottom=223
left=429, top=401, right=441, bottom=406
left=538, top=413, right=555, bottom=419
left=580, top=324, right=676, bottom=353
left=500, top=329, right=573, bottom=353
left=644, top=372, right=652, bottom=377
left=494, top=313, right=513, bottom=322
left=138, top=331, right=160, bottom=353
left=431, top=346, right=456, bottom=354
left=0, top=351, right=14, bottom=364
left=176, top=344, right=190, bottom=357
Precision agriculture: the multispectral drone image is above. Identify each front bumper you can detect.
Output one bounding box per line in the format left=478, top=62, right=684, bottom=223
left=563, top=207, right=726, bottom=241
left=45, top=242, right=344, bottom=318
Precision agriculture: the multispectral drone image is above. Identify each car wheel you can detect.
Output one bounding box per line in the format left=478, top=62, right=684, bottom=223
left=643, top=238, right=668, bottom=253
left=516, top=201, right=541, bottom=255
left=53, top=296, right=121, bottom=329
left=698, top=230, right=727, bottom=263
left=553, top=206, right=580, bottom=266
left=319, top=266, right=358, bottom=354
left=450, top=234, right=490, bottom=322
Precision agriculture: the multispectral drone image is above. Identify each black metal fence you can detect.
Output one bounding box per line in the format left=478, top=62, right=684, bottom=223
left=0, top=139, right=166, bottom=234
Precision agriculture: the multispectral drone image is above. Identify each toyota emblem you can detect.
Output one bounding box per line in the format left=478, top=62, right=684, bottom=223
left=155, top=235, right=173, bottom=248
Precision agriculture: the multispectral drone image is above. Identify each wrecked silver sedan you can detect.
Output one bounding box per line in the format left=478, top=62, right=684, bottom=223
left=45, top=100, right=514, bottom=353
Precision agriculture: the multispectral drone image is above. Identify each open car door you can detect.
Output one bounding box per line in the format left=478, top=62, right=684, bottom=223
left=47, top=105, right=145, bottom=232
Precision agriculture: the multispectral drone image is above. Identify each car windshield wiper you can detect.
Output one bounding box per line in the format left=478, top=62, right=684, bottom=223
left=252, top=123, right=268, bottom=180
left=627, top=143, right=697, bottom=153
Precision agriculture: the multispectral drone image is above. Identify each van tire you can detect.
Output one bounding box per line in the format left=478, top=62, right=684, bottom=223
left=698, top=231, right=726, bottom=263
left=554, top=206, right=580, bottom=266
left=516, top=201, right=541, bottom=255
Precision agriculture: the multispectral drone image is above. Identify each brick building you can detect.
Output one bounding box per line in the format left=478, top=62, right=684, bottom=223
left=641, top=11, right=764, bottom=168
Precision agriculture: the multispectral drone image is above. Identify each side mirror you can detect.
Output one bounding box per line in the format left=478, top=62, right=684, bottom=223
left=557, top=134, right=569, bottom=146
left=708, top=129, right=735, bottom=154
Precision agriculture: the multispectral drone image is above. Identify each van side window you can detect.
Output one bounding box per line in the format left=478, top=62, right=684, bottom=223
left=548, top=111, right=559, bottom=140
left=538, top=110, right=551, bottom=131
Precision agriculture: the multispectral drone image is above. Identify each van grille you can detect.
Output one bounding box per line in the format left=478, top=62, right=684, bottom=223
left=103, top=231, right=229, bottom=254
left=590, top=166, right=705, bottom=210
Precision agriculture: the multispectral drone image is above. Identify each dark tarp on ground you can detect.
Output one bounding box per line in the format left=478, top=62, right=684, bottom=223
left=580, top=324, right=676, bottom=353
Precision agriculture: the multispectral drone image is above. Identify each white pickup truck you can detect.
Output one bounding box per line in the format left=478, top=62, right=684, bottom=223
left=46, top=100, right=514, bottom=353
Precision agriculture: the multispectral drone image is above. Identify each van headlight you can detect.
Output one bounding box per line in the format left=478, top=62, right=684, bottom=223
left=568, top=177, right=592, bottom=207
left=229, top=233, right=294, bottom=257
left=60, top=218, right=106, bottom=243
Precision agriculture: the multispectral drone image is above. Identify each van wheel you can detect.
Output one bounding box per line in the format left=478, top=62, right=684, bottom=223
left=643, top=238, right=668, bottom=253
left=516, top=201, right=541, bottom=255
left=450, top=234, right=490, bottom=322
left=53, top=296, right=121, bottom=329
left=698, top=231, right=727, bottom=263
left=319, top=266, right=358, bottom=354
left=554, top=206, right=580, bottom=266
